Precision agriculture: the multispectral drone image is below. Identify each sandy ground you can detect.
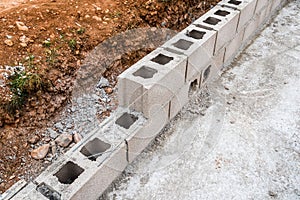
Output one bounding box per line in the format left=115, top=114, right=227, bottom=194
left=101, top=1, right=300, bottom=199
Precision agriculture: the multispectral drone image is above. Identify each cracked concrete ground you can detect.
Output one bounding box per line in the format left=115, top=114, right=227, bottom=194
left=101, top=1, right=300, bottom=199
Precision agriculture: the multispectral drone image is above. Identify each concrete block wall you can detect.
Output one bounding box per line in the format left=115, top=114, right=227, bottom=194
left=3, top=0, right=288, bottom=199
left=193, top=5, right=240, bottom=55
left=117, top=47, right=186, bottom=119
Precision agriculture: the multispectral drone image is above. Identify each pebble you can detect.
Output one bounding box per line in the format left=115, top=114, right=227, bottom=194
left=47, top=128, right=58, bottom=139
left=73, top=132, right=82, bottom=143
left=96, top=77, right=110, bottom=88
left=4, top=39, right=13, bottom=46
left=44, top=137, right=51, bottom=142
left=20, top=42, right=27, bottom=47
left=268, top=191, right=278, bottom=197
left=31, top=144, right=50, bottom=160
left=55, top=133, right=73, bottom=147
left=66, top=123, right=73, bottom=129
left=54, top=122, right=64, bottom=132
left=19, top=35, right=29, bottom=43
left=104, top=87, right=113, bottom=94
left=28, top=135, right=39, bottom=144
left=92, top=16, right=102, bottom=21
left=16, top=21, right=29, bottom=31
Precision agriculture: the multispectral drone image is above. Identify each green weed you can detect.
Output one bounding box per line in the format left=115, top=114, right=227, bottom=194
left=68, top=39, right=77, bottom=51
left=46, top=48, right=58, bottom=66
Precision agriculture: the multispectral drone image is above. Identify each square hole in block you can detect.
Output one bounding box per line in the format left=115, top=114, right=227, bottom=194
left=172, top=39, right=194, bottom=50
left=203, top=17, right=221, bottom=25
left=80, top=138, right=111, bottom=161
left=214, top=10, right=230, bottom=17
left=151, top=54, right=173, bottom=65
left=37, top=183, right=61, bottom=200
left=203, top=65, right=211, bottom=82
left=186, top=30, right=206, bottom=40
left=116, top=112, right=138, bottom=129
left=133, top=66, right=158, bottom=79
left=228, top=0, right=242, bottom=5
left=54, top=161, right=84, bottom=184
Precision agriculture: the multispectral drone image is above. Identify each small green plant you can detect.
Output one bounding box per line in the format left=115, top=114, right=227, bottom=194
left=110, top=11, right=122, bottom=18
left=46, top=48, right=58, bottom=66
left=6, top=70, right=43, bottom=114
left=76, top=27, right=85, bottom=35
left=25, top=54, right=35, bottom=69
left=43, top=39, right=51, bottom=48
left=68, top=39, right=77, bottom=51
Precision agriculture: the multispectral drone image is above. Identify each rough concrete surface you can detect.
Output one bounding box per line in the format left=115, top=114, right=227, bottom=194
left=101, top=1, right=300, bottom=199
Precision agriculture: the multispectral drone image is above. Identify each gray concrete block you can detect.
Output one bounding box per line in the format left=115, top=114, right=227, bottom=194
left=117, top=48, right=186, bottom=118
left=35, top=158, right=96, bottom=199
left=200, top=63, right=219, bottom=87
left=255, top=0, right=269, bottom=14
left=169, top=83, right=190, bottom=119
left=126, top=103, right=169, bottom=163
left=70, top=142, right=128, bottom=200
left=118, top=76, right=143, bottom=111
left=34, top=155, right=69, bottom=185
left=162, top=25, right=217, bottom=82
left=271, top=0, right=281, bottom=13
left=257, top=4, right=269, bottom=26
left=220, top=0, right=258, bottom=32
left=34, top=139, right=128, bottom=200
left=193, top=5, right=240, bottom=54
left=212, top=47, right=226, bottom=71
left=224, top=27, right=245, bottom=63
left=265, top=1, right=274, bottom=18
left=243, top=5, right=269, bottom=43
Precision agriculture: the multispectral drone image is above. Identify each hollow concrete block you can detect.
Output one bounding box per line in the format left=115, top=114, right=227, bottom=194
left=34, top=139, right=128, bottom=200
left=224, top=27, right=245, bottom=63
left=212, top=47, right=226, bottom=71
left=265, top=1, right=274, bottom=18
left=169, top=83, right=190, bottom=119
left=243, top=14, right=260, bottom=43
left=193, top=5, right=240, bottom=55
left=220, top=0, right=258, bottom=32
left=35, top=158, right=96, bottom=200
left=118, top=48, right=186, bottom=118
left=126, top=103, right=169, bottom=163
left=257, top=3, right=269, bottom=26
left=162, top=25, right=217, bottom=82
left=200, top=63, right=219, bottom=87
left=255, top=0, right=269, bottom=14
left=70, top=142, right=128, bottom=200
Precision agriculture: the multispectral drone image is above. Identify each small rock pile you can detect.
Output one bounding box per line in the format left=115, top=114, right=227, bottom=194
left=30, top=131, right=82, bottom=160
left=29, top=76, right=114, bottom=160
